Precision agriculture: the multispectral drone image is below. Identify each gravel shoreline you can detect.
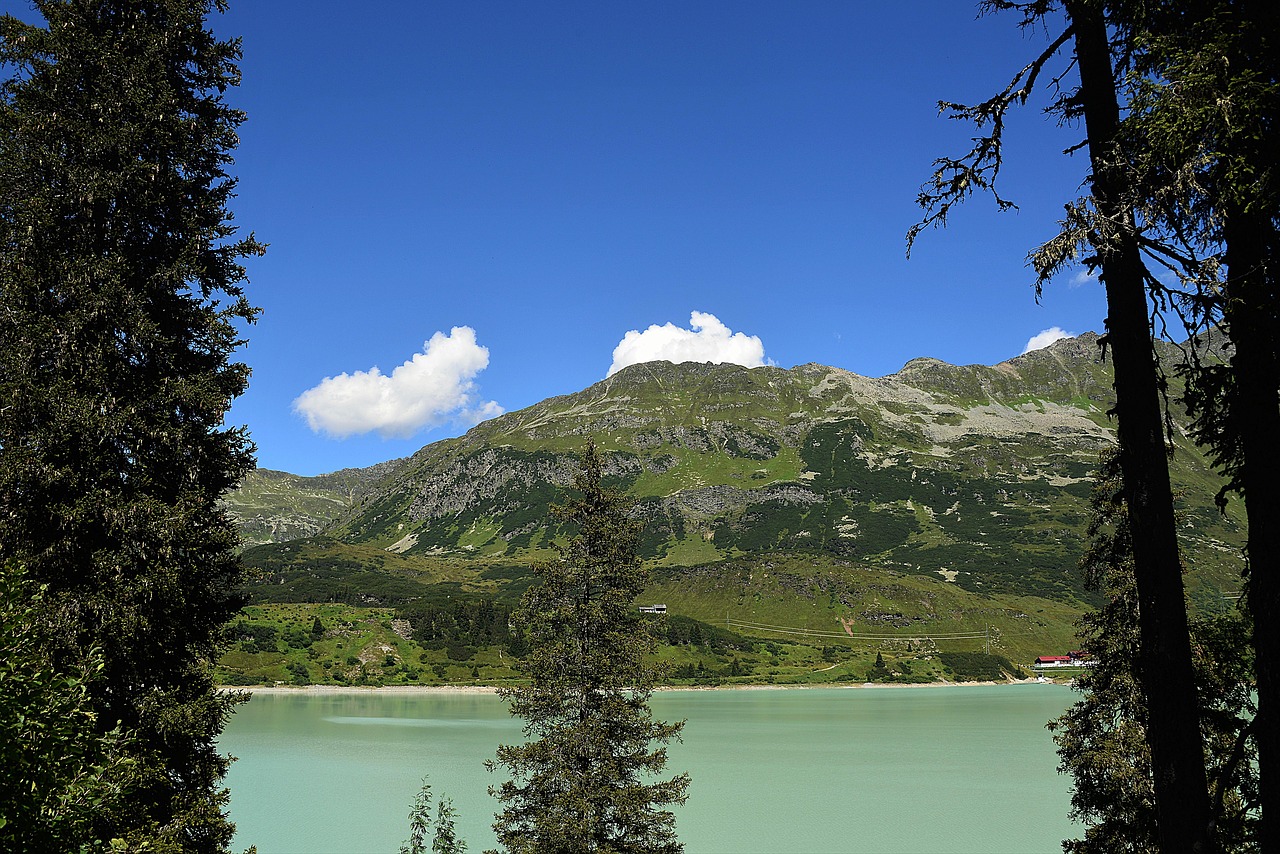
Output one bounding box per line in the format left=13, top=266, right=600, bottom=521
left=223, top=677, right=1054, bottom=696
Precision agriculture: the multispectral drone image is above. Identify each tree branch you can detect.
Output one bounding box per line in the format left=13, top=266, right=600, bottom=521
left=907, top=25, right=1074, bottom=256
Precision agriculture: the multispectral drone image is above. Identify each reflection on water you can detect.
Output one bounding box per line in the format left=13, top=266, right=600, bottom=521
left=323, top=716, right=511, bottom=729
left=221, top=684, right=1078, bottom=854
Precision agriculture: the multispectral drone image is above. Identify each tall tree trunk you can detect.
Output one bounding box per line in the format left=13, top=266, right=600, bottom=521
left=1222, top=4, right=1280, bottom=841
left=1224, top=206, right=1280, bottom=853
left=1065, top=2, right=1218, bottom=850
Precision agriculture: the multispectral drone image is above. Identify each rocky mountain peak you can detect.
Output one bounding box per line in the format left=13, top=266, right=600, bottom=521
left=227, top=334, right=1241, bottom=603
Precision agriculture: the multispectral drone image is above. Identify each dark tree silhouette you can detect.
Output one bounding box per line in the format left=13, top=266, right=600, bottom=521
left=0, top=1, right=261, bottom=848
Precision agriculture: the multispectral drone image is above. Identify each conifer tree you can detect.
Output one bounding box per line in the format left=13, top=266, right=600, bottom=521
left=0, top=562, right=134, bottom=851
left=1049, top=455, right=1258, bottom=853
left=1101, top=5, right=1280, bottom=838
left=490, top=443, right=689, bottom=854
left=911, top=5, right=1269, bottom=850
left=0, top=1, right=260, bottom=849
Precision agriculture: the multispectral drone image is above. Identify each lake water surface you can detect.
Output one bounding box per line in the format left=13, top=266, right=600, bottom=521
left=221, top=684, right=1078, bottom=853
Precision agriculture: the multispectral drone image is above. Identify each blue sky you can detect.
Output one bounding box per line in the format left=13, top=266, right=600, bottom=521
left=9, top=1, right=1108, bottom=476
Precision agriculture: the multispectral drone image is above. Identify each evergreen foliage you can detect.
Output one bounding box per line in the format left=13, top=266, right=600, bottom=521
left=0, top=1, right=260, bottom=848
left=401, top=598, right=517, bottom=652
left=1050, top=455, right=1259, bottom=852
left=660, top=615, right=751, bottom=654
left=1104, top=4, right=1280, bottom=841
left=490, top=443, right=689, bottom=854
left=936, top=652, right=1022, bottom=682
left=0, top=563, right=134, bottom=851
left=907, top=2, right=1280, bottom=846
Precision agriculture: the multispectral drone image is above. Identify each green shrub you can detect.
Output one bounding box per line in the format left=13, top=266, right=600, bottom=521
left=286, top=661, right=311, bottom=686
left=938, top=652, right=1020, bottom=681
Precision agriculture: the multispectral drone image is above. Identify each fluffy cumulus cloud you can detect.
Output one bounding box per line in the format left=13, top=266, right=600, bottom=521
left=293, top=326, right=503, bottom=439
left=608, top=311, right=767, bottom=377
left=1022, top=327, right=1074, bottom=355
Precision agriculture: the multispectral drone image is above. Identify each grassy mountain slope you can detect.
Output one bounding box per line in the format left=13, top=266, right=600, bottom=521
left=219, top=335, right=1245, bottom=685
left=314, top=334, right=1242, bottom=602
left=224, top=460, right=404, bottom=547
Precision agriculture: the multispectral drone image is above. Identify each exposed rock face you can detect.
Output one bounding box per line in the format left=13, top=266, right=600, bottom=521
left=229, top=335, right=1244, bottom=597
left=404, top=450, right=578, bottom=522
left=225, top=460, right=409, bottom=547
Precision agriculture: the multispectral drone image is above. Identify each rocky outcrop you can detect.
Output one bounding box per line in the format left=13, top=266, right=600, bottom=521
left=231, top=337, right=1243, bottom=595
left=404, top=450, right=579, bottom=522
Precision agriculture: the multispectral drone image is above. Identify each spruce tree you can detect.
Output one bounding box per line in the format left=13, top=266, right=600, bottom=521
left=1103, top=5, right=1280, bottom=838
left=1049, top=455, right=1258, bottom=853
left=0, top=1, right=260, bottom=849
left=490, top=443, right=689, bottom=854
left=0, top=562, right=134, bottom=851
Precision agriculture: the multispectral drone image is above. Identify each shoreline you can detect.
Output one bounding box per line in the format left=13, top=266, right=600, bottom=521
left=223, top=677, right=1060, bottom=697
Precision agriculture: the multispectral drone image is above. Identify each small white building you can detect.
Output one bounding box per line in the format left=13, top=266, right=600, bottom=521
left=638, top=604, right=667, bottom=615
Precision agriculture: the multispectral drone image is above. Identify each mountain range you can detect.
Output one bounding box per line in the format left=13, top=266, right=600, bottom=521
left=227, top=333, right=1243, bottom=612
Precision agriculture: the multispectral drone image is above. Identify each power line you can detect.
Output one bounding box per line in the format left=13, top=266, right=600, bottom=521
left=724, top=617, right=1043, bottom=645
left=725, top=618, right=987, bottom=642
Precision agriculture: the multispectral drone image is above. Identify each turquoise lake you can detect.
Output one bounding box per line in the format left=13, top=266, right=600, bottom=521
left=220, top=684, right=1079, bottom=853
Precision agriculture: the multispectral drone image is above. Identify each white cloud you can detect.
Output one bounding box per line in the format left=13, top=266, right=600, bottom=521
left=293, top=327, right=503, bottom=439
left=1070, top=269, right=1098, bottom=287
left=1022, top=327, right=1074, bottom=355
left=608, top=311, right=768, bottom=377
